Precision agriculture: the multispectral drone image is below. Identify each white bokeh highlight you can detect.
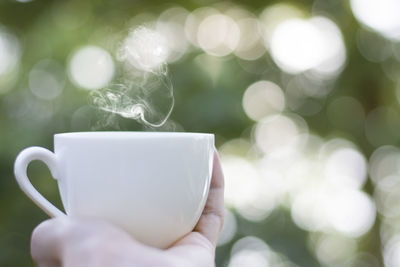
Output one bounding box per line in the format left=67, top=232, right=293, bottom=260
left=29, top=59, right=65, bottom=100
left=222, top=155, right=275, bottom=221
left=351, top=0, right=400, bottom=41
left=0, top=26, right=20, bottom=76
left=270, top=17, right=346, bottom=76
left=324, top=147, right=368, bottom=189
left=234, top=18, right=265, bottom=60
left=384, top=236, right=400, bottom=267
left=255, top=114, right=307, bottom=157
left=242, top=80, right=285, bottom=121
left=197, top=14, right=240, bottom=57
left=69, top=46, right=115, bottom=90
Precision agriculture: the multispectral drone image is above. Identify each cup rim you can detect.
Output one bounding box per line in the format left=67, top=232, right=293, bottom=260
left=54, top=131, right=214, bottom=139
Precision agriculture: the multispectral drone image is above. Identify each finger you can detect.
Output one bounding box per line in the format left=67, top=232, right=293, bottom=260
left=31, top=218, right=68, bottom=265
left=36, top=263, right=60, bottom=267
left=31, top=217, right=144, bottom=266
left=193, top=150, right=225, bottom=247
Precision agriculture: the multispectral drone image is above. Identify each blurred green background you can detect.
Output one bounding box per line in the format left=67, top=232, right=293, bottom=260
left=1, top=0, right=400, bottom=266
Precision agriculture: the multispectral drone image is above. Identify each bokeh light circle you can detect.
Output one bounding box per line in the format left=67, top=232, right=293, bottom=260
left=29, top=59, right=65, bottom=100
left=242, top=80, right=285, bottom=121
left=324, top=147, right=367, bottom=189
left=327, top=189, right=376, bottom=237
left=270, top=17, right=346, bottom=76
left=292, top=187, right=376, bottom=237
left=68, top=46, right=114, bottom=90
left=229, top=236, right=270, bottom=267
left=384, top=236, right=400, bottom=267
left=221, top=154, right=275, bottom=221
left=197, top=14, right=240, bottom=57
left=351, top=0, right=400, bottom=40
left=234, top=18, right=265, bottom=60
left=254, top=113, right=308, bottom=156
left=0, top=26, right=20, bottom=76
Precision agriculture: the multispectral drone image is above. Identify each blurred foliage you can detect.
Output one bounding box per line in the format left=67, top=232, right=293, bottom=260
left=1, top=0, right=400, bottom=266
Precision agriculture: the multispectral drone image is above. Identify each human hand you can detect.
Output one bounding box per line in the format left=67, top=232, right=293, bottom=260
left=30, top=151, right=224, bottom=267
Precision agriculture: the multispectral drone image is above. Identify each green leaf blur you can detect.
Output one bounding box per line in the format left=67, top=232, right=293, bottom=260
left=1, top=0, right=399, bottom=266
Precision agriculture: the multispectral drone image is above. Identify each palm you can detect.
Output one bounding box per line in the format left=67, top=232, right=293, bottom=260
left=31, top=152, right=224, bottom=267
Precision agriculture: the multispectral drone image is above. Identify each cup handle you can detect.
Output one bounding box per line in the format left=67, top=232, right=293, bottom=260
left=14, top=146, right=66, bottom=217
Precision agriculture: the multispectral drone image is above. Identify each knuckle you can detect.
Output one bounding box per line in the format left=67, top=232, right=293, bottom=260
left=67, top=229, right=112, bottom=254
left=203, top=208, right=224, bottom=224
left=30, top=218, right=69, bottom=262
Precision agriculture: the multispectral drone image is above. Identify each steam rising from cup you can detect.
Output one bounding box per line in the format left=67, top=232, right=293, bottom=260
left=119, top=27, right=169, bottom=72
left=91, top=26, right=174, bottom=128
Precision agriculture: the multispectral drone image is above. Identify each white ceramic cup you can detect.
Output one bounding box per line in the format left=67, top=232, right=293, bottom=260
left=14, top=132, right=214, bottom=248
